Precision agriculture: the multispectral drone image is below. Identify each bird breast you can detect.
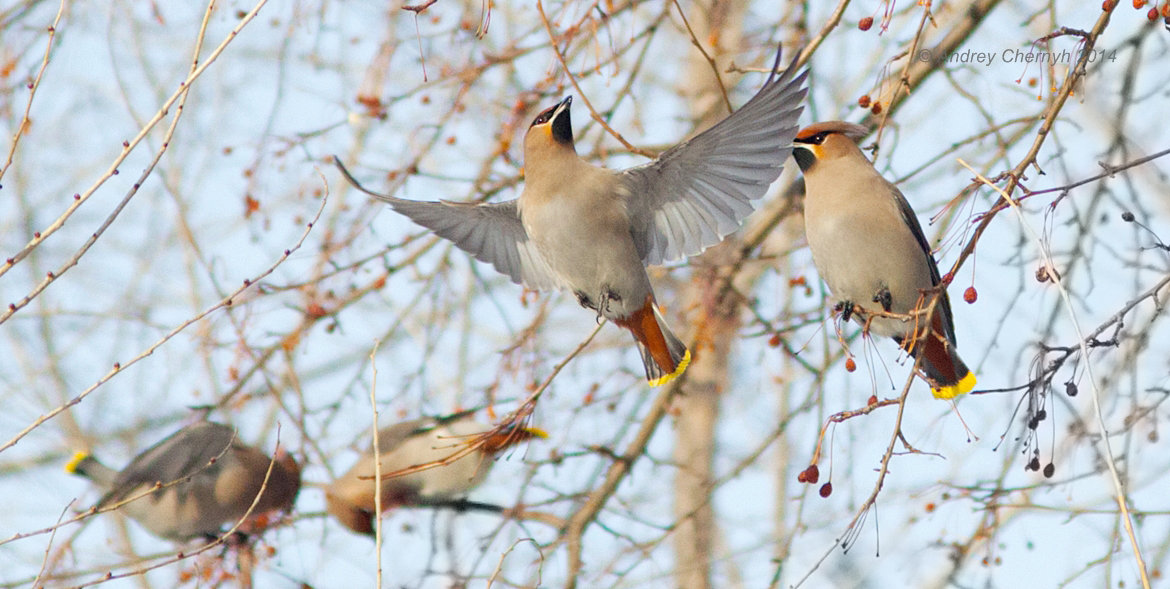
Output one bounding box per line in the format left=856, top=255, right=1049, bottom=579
left=519, top=174, right=652, bottom=317
left=805, top=169, right=935, bottom=338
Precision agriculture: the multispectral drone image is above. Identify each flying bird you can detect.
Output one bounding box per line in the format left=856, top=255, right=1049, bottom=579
left=340, top=47, right=807, bottom=386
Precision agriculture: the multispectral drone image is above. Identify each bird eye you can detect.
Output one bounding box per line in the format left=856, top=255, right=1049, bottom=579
left=531, top=108, right=555, bottom=127
left=795, top=131, right=830, bottom=146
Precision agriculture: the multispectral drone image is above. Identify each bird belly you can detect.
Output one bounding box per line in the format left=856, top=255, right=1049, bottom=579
left=523, top=192, right=652, bottom=320
left=808, top=211, right=934, bottom=339
left=406, top=454, right=488, bottom=500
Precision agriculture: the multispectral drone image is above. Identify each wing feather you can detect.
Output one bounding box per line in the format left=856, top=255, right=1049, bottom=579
left=621, top=50, right=808, bottom=265
left=374, top=195, right=558, bottom=291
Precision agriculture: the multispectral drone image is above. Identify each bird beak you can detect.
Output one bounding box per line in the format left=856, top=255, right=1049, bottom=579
left=548, top=96, right=574, bottom=146
left=554, top=95, right=572, bottom=114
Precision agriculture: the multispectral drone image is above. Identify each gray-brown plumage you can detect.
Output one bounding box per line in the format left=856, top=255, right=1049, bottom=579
left=793, top=121, right=975, bottom=399
left=325, top=410, right=545, bottom=536
left=67, top=422, right=301, bottom=541
left=343, top=47, right=807, bottom=386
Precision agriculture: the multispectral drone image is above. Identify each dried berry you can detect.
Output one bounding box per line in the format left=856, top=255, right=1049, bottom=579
left=805, top=464, right=820, bottom=483
left=858, top=94, right=872, bottom=108
left=845, top=357, right=857, bottom=372
left=867, top=395, right=878, bottom=406
left=1101, top=0, right=1117, bottom=9
left=1043, top=463, right=1055, bottom=478
left=768, top=333, right=782, bottom=347
left=1149, top=6, right=1159, bottom=19
left=819, top=482, right=833, bottom=497
left=1134, top=0, right=1146, bottom=8
left=859, top=17, right=874, bottom=31
left=870, top=102, right=883, bottom=115
left=1121, top=211, right=1135, bottom=222
left=963, top=286, right=977, bottom=304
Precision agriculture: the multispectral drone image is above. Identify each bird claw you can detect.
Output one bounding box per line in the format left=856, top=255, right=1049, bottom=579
left=872, top=286, right=892, bottom=312
left=835, top=300, right=855, bottom=323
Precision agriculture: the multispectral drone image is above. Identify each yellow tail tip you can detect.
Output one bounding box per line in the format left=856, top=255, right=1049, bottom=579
left=932, top=371, right=977, bottom=400
left=648, top=349, right=691, bottom=387
left=65, top=451, right=90, bottom=474
left=522, top=427, right=549, bottom=440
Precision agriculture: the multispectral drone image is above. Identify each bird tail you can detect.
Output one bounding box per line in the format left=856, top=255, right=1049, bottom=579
left=65, top=451, right=117, bottom=486
left=910, top=313, right=976, bottom=399
left=481, top=423, right=548, bottom=454
left=615, top=297, right=691, bottom=387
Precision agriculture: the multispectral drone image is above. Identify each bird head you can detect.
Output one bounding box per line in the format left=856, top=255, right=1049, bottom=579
left=264, top=447, right=303, bottom=511
left=792, top=121, right=870, bottom=172
left=525, top=96, right=576, bottom=162
left=325, top=493, right=378, bottom=536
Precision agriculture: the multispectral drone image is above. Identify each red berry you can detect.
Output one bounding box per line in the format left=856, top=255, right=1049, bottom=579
left=845, top=357, right=857, bottom=372
left=1134, top=0, right=1145, bottom=8
left=804, top=464, right=820, bottom=484
left=870, top=102, right=883, bottom=115
left=867, top=395, right=878, bottom=406
left=768, top=333, right=781, bottom=347
left=963, top=286, right=977, bottom=304
left=858, top=17, right=873, bottom=31
left=858, top=94, right=871, bottom=108
left=1102, top=0, right=1116, bottom=9
left=1148, top=6, right=1158, bottom=19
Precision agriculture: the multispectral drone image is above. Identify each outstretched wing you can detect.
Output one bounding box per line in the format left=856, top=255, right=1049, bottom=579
left=620, top=49, right=808, bottom=265
left=335, top=159, right=558, bottom=291
left=376, top=195, right=558, bottom=291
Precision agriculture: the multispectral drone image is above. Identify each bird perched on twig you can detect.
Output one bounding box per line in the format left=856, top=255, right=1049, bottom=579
left=792, top=121, right=976, bottom=399
left=325, top=410, right=545, bottom=536
left=338, top=46, right=807, bottom=386
left=67, top=421, right=301, bottom=541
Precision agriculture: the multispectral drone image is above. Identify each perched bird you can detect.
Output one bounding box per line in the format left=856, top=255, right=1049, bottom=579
left=67, top=422, right=301, bottom=541
left=325, top=410, right=546, bottom=536
left=793, top=121, right=976, bottom=399
left=341, top=47, right=806, bottom=386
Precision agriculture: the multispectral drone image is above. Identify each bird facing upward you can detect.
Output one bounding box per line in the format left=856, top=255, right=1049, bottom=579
left=344, top=47, right=807, bottom=386
left=67, top=422, right=301, bottom=541
left=793, top=121, right=976, bottom=399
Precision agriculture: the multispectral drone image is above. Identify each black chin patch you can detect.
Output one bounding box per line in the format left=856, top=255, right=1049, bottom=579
left=793, top=147, right=816, bottom=172
left=551, top=106, right=573, bottom=146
